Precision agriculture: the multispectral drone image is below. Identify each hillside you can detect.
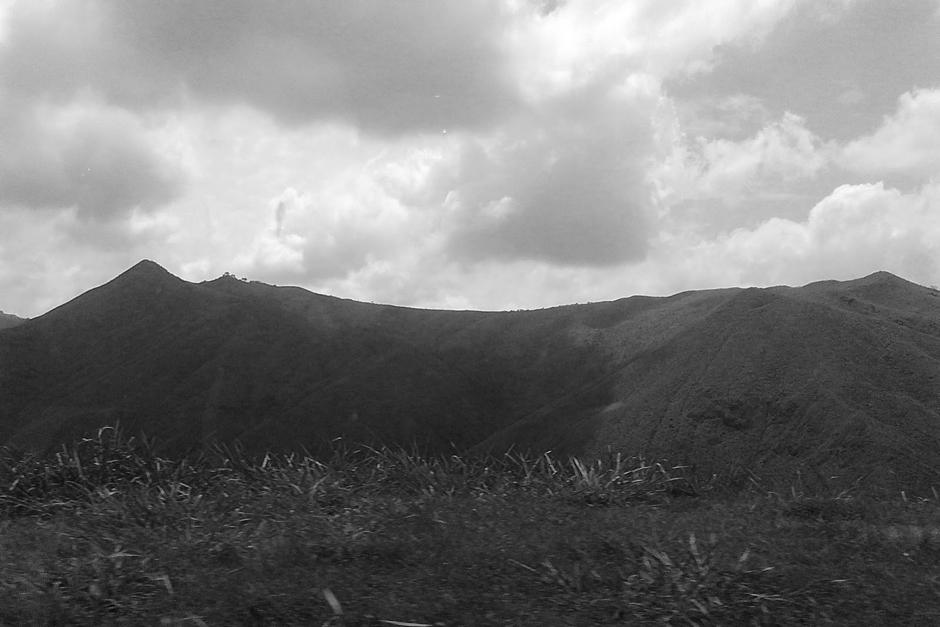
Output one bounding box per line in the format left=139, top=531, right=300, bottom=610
left=0, top=260, right=938, bottom=489
left=580, top=274, right=940, bottom=488
left=0, top=311, right=25, bottom=330
left=0, top=261, right=613, bottom=459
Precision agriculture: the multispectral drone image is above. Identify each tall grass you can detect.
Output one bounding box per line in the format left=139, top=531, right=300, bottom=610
left=1, top=425, right=937, bottom=625
left=0, top=426, right=697, bottom=518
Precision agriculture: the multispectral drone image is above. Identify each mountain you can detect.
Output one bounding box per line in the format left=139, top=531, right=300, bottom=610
left=1, top=260, right=938, bottom=490
left=0, top=260, right=612, bottom=459
left=0, top=311, right=25, bottom=330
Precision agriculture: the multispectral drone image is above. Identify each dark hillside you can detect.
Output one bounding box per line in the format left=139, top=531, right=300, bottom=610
left=572, top=276, right=940, bottom=488
left=0, top=262, right=938, bottom=490
left=0, top=311, right=25, bottom=330
left=0, top=261, right=616, bottom=457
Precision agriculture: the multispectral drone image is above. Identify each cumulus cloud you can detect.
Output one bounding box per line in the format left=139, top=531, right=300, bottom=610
left=841, top=88, right=940, bottom=179
left=657, top=182, right=940, bottom=290
left=651, top=111, right=833, bottom=234
left=694, top=113, right=828, bottom=196
left=511, top=0, right=806, bottom=99
left=234, top=160, right=436, bottom=283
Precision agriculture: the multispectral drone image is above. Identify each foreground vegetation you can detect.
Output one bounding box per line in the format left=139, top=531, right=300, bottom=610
left=0, top=427, right=938, bottom=625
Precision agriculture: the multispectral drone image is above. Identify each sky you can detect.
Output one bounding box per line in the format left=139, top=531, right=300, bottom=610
left=1, top=0, right=939, bottom=317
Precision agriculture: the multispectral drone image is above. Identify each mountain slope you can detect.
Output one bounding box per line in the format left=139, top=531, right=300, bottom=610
left=0, top=311, right=25, bottom=330
left=0, top=261, right=938, bottom=489
left=576, top=278, right=940, bottom=487
left=0, top=261, right=615, bottom=456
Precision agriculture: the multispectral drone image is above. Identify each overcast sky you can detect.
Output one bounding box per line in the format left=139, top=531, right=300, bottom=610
left=1, top=0, right=939, bottom=317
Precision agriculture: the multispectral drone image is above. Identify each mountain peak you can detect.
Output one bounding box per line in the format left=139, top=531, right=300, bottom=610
left=123, top=259, right=172, bottom=277
left=860, top=270, right=901, bottom=282
left=32, top=260, right=186, bottom=323
left=110, top=260, right=184, bottom=288
left=848, top=270, right=922, bottom=290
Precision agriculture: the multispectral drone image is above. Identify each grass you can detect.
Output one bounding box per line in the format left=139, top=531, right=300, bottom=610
left=0, top=426, right=938, bottom=625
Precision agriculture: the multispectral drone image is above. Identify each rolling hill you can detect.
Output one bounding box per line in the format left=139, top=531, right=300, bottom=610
left=1, top=260, right=938, bottom=489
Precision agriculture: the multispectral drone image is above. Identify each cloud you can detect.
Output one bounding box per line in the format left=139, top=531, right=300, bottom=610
left=9, top=0, right=935, bottom=321
left=841, top=88, right=940, bottom=179
left=670, top=93, right=773, bottom=140
left=223, top=76, right=662, bottom=296
left=411, top=79, right=659, bottom=266
left=651, top=111, right=834, bottom=234
left=226, top=78, right=668, bottom=280
left=665, top=0, right=940, bottom=141
left=234, top=161, right=436, bottom=283
left=0, top=96, right=184, bottom=220
left=694, top=113, right=829, bottom=196
left=1, top=0, right=518, bottom=136
left=0, top=0, right=10, bottom=43
left=657, top=181, right=940, bottom=289
left=0, top=201, right=186, bottom=317
left=506, top=0, right=810, bottom=112
left=179, top=1, right=832, bottom=287
left=0, top=1, right=815, bottom=137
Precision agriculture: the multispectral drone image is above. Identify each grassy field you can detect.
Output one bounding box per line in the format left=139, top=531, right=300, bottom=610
left=1, top=426, right=938, bottom=625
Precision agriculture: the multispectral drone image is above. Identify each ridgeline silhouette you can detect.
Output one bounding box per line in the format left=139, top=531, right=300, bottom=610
left=1, top=260, right=938, bottom=489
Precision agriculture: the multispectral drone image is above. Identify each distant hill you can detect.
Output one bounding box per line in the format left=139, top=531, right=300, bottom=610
left=1, top=260, right=938, bottom=490
left=0, top=311, right=25, bottom=330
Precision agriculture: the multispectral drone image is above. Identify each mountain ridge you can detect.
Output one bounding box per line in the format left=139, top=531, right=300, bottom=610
left=1, top=261, right=938, bottom=490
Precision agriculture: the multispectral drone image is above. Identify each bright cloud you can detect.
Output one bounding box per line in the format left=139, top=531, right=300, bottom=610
left=656, top=112, right=830, bottom=204
left=511, top=0, right=807, bottom=96
left=657, top=182, right=940, bottom=290
left=650, top=110, right=838, bottom=237
left=695, top=113, right=829, bottom=194
left=842, top=88, right=940, bottom=179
